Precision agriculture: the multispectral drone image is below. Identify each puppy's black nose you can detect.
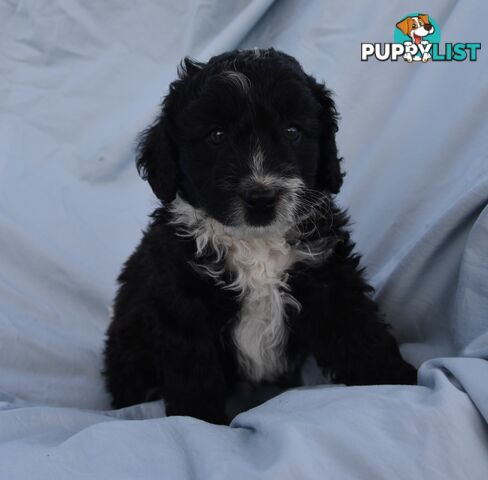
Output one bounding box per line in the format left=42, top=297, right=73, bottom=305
left=425, top=23, right=433, bottom=32
left=242, top=187, right=278, bottom=209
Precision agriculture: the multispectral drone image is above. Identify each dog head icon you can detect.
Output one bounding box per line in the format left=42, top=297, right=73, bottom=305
left=396, top=14, right=435, bottom=44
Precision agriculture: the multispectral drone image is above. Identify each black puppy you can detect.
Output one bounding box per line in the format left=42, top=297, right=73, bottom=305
left=104, top=48, right=416, bottom=424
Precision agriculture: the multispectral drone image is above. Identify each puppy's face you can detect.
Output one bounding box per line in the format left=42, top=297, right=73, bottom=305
left=137, top=49, right=342, bottom=229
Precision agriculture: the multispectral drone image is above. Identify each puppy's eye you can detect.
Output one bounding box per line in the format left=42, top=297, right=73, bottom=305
left=208, top=129, right=226, bottom=145
left=284, top=126, right=301, bottom=141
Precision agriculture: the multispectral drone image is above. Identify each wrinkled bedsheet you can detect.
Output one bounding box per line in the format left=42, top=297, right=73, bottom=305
left=0, top=0, right=487, bottom=478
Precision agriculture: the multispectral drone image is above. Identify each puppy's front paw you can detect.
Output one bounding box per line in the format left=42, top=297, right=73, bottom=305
left=165, top=402, right=229, bottom=425
left=383, top=359, right=417, bottom=385
left=334, top=356, right=417, bottom=386
left=366, top=357, right=418, bottom=386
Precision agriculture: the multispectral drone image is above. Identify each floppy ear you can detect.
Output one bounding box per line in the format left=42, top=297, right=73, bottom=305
left=396, top=17, right=412, bottom=36
left=418, top=14, right=430, bottom=25
left=136, top=116, right=178, bottom=204
left=307, top=76, right=344, bottom=194
left=136, top=56, right=205, bottom=203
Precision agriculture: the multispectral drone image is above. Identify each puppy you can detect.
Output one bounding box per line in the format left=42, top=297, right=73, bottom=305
left=103, top=48, right=416, bottom=424
left=396, top=14, right=435, bottom=62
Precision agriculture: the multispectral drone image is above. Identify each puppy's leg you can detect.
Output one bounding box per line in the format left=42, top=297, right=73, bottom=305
left=293, top=247, right=417, bottom=386
left=160, top=327, right=230, bottom=424
left=104, top=313, right=229, bottom=424
left=104, top=316, right=161, bottom=409
left=322, top=313, right=417, bottom=386
left=310, top=291, right=416, bottom=385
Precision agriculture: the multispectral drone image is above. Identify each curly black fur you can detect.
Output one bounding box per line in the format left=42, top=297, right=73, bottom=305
left=103, top=48, right=416, bottom=424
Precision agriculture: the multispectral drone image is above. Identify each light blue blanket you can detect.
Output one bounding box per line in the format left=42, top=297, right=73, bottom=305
left=0, top=1, right=487, bottom=478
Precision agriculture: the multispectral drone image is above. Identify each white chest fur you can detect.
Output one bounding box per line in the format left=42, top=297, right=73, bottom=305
left=169, top=197, right=314, bottom=382
left=225, top=235, right=299, bottom=382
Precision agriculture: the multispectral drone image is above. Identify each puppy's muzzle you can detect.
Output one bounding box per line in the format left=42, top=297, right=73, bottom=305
left=241, top=187, right=279, bottom=210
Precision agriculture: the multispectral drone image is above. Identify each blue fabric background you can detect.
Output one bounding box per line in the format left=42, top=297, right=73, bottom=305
left=0, top=1, right=487, bottom=478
